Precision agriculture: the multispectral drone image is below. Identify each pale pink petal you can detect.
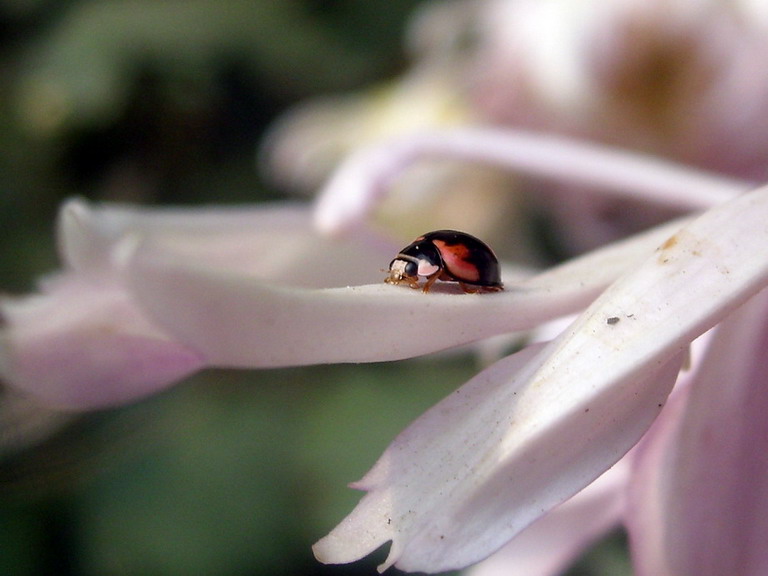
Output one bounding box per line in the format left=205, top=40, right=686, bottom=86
left=313, top=183, right=768, bottom=573
left=467, top=460, right=628, bottom=576
left=628, top=290, right=768, bottom=576
left=2, top=199, right=405, bottom=408
left=59, top=198, right=395, bottom=288
left=312, top=345, right=679, bottom=573
left=0, top=276, right=204, bottom=409
left=314, top=128, right=748, bottom=235
left=4, top=200, right=396, bottom=409
left=624, top=333, right=712, bottom=576
left=624, top=378, right=686, bottom=576
left=124, top=217, right=682, bottom=367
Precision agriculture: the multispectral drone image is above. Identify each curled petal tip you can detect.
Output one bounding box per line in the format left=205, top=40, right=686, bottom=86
left=57, top=197, right=94, bottom=266
left=313, top=175, right=370, bottom=236
left=313, top=524, right=398, bottom=572
left=313, top=143, right=407, bottom=235
left=59, top=196, right=92, bottom=222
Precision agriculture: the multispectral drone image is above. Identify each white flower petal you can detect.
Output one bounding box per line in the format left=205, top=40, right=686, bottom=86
left=314, top=128, right=748, bottom=235
left=467, top=460, right=627, bottom=576
left=4, top=200, right=400, bottom=408
left=313, top=183, right=768, bottom=573
left=59, top=198, right=395, bottom=288
left=312, top=345, right=679, bottom=573
left=123, top=218, right=682, bottom=367
left=628, top=291, right=768, bottom=576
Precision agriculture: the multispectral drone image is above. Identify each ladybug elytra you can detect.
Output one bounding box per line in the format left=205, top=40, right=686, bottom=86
left=385, top=230, right=503, bottom=293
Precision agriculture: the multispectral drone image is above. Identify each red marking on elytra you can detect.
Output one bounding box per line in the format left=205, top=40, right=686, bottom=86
left=432, top=240, right=481, bottom=282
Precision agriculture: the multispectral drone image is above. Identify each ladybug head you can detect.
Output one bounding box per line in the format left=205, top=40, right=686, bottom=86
left=387, top=257, right=418, bottom=281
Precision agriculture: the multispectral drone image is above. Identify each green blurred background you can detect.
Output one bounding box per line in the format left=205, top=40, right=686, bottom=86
left=0, top=2, right=630, bottom=575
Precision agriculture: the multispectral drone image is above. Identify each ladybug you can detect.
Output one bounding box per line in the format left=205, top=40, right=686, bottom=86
left=385, top=230, right=503, bottom=293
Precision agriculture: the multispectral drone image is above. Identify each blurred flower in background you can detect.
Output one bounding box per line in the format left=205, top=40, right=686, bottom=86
left=462, top=0, right=768, bottom=250
left=263, top=0, right=768, bottom=250
left=3, top=0, right=768, bottom=575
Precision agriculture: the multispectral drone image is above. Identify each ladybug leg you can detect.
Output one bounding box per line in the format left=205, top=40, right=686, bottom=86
left=458, top=282, right=481, bottom=294
left=459, top=282, right=503, bottom=294
left=385, top=274, right=420, bottom=289
left=421, top=272, right=441, bottom=293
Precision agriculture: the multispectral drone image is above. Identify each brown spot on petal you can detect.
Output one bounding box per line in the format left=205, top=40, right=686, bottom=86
left=660, top=234, right=679, bottom=251
left=657, top=233, right=680, bottom=264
